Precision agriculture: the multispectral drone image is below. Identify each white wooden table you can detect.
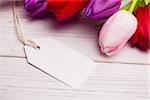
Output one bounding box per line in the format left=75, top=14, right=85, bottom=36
left=0, top=2, right=149, bottom=100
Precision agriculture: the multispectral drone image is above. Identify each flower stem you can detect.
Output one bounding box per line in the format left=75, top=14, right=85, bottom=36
left=128, top=0, right=138, bottom=13
left=121, top=2, right=131, bottom=10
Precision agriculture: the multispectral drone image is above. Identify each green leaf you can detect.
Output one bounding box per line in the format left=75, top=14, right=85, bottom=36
left=121, top=2, right=131, bottom=10
left=133, top=0, right=145, bottom=14
left=139, top=0, right=147, bottom=7
left=144, top=0, right=150, bottom=5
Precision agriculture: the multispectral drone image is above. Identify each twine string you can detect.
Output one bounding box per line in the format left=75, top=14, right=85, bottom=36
left=12, top=1, right=40, bottom=49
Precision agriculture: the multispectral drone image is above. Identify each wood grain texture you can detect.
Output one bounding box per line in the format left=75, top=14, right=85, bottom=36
left=0, top=57, right=149, bottom=100
left=0, top=1, right=149, bottom=100
left=0, top=2, right=24, bottom=57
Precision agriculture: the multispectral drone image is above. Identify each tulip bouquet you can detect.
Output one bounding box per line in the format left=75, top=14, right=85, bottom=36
left=15, top=0, right=150, bottom=56
left=97, top=0, right=150, bottom=55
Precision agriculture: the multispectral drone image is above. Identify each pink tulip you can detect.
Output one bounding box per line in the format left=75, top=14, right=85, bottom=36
left=99, top=10, right=137, bottom=56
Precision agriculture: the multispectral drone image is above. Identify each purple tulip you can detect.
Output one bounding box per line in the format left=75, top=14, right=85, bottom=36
left=24, top=0, right=48, bottom=16
left=85, top=0, right=121, bottom=20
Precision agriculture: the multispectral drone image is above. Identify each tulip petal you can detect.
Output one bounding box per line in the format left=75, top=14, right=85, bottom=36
left=24, top=0, right=48, bottom=17
left=48, top=0, right=88, bottom=21
left=85, top=0, right=121, bottom=20
left=99, top=10, right=137, bottom=56
left=130, top=6, right=150, bottom=51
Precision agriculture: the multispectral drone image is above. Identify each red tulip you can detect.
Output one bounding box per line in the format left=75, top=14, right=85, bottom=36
left=130, top=6, right=150, bottom=51
left=47, top=0, right=88, bottom=21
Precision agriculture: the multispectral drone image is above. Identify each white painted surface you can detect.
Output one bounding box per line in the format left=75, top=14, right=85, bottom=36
left=0, top=2, right=149, bottom=100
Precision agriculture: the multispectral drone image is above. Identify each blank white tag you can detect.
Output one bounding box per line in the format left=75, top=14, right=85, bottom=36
left=24, top=37, right=97, bottom=88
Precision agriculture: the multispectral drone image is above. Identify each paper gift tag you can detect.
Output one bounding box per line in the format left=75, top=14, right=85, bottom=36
left=24, top=37, right=97, bottom=88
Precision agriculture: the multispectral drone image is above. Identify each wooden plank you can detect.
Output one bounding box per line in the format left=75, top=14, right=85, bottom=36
left=0, top=2, right=25, bottom=57
left=0, top=57, right=149, bottom=100
left=0, top=3, right=149, bottom=65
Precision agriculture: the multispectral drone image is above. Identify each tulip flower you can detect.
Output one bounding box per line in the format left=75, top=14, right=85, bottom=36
left=99, top=10, right=137, bottom=56
left=130, top=6, right=150, bottom=51
left=85, top=0, right=121, bottom=20
left=98, top=0, right=138, bottom=56
left=24, top=0, right=48, bottom=16
left=47, top=0, right=88, bottom=21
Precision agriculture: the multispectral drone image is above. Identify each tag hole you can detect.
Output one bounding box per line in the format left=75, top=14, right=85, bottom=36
left=36, top=46, right=40, bottom=50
